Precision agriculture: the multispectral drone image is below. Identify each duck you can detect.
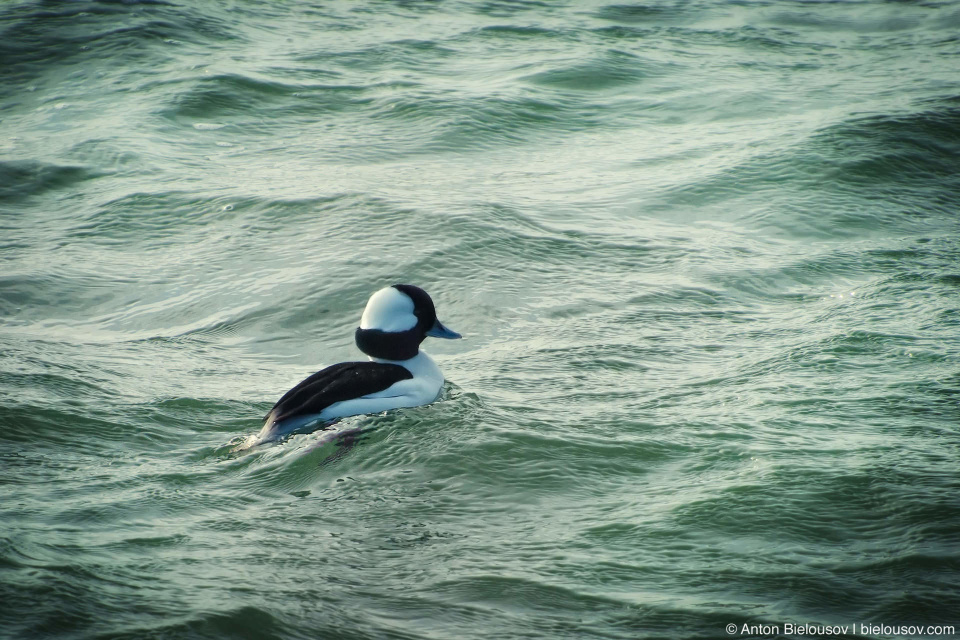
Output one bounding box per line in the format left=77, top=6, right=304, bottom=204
left=253, top=284, right=461, bottom=444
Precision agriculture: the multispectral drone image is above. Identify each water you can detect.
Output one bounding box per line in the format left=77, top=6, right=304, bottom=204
left=2, top=0, right=960, bottom=638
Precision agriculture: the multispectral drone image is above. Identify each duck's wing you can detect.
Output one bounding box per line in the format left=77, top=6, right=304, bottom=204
left=265, top=361, right=413, bottom=425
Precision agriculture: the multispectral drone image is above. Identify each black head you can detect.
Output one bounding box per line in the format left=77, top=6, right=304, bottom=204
left=354, top=284, right=461, bottom=360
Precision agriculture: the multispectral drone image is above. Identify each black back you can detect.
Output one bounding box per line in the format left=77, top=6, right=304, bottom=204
left=265, top=361, right=413, bottom=425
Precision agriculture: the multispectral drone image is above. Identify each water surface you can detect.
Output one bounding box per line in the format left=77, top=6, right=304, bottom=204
left=2, top=1, right=960, bottom=638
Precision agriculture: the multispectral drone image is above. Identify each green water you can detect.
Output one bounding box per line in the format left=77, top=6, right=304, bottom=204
left=2, top=1, right=960, bottom=638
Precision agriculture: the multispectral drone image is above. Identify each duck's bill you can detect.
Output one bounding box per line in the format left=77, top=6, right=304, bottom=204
left=426, top=319, right=462, bottom=339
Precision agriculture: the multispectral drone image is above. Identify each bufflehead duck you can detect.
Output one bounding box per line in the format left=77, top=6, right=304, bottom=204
left=253, top=284, right=461, bottom=444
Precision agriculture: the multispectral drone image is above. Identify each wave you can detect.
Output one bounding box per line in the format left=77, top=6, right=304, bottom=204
left=0, top=160, right=103, bottom=203
left=0, top=1, right=238, bottom=95
left=647, top=99, right=960, bottom=236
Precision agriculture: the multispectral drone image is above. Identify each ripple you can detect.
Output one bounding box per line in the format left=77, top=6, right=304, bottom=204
left=0, top=160, right=103, bottom=203
left=521, top=50, right=657, bottom=91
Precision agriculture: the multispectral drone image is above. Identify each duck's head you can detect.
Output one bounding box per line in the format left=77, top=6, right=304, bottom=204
left=355, top=284, right=461, bottom=360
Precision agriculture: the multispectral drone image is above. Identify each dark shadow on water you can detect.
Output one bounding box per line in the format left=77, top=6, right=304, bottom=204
left=315, top=426, right=369, bottom=466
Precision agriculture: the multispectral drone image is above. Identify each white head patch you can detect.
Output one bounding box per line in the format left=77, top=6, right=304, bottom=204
left=359, top=287, right=418, bottom=332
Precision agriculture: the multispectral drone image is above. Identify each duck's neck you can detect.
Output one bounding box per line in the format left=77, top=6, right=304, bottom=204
left=370, top=350, right=442, bottom=381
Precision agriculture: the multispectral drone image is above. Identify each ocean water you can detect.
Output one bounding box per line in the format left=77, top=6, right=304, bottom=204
left=2, top=0, right=960, bottom=638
